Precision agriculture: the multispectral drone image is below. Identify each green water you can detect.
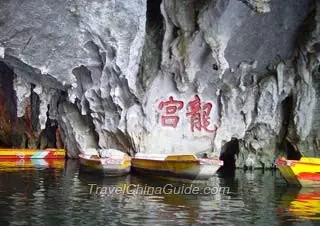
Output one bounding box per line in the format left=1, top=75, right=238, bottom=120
left=0, top=160, right=319, bottom=226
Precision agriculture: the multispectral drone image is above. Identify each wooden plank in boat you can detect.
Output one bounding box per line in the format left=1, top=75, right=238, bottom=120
left=165, top=155, right=198, bottom=161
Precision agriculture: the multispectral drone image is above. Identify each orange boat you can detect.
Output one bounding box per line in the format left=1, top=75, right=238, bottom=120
left=275, top=157, right=320, bottom=187
left=0, top=148, right=66, bottom=159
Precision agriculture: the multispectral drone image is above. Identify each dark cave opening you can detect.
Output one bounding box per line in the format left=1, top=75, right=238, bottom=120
left=139, top=0, right=164, bottom=90
left=146, top=0, right=164, bottom=46
left=280, top=95, right=302, bottom=160
left=147, top=0, right=163, bottom=27
left=31, top=87, right=61, bottom=149
left=285, top=139, right=301, bottom=160
left=0, top=61, right=62, bottom=149
left=38, top=118, right=60, bottom=149
left=30, top=84, right=40, bottom=131
left=218, top=138, right=240, bottom=173
left=0, top=61, right=17, bottom=147
left=280, top=95, right=293, bottom=133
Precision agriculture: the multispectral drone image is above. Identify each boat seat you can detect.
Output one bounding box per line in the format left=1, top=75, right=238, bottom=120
left=134, top=153, right=200, bottom=161
left=99, top=149, right=126, bottom=158
left=84, top=148, right=99, bottom=156
left=134, top=153, right=168, bottom=160
left=165, top=155, right=198, bottom=161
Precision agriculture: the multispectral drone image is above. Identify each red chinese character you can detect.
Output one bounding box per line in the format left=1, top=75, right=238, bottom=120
left=158, top=96, right=184, bottom=128
left=186, top=95, right=217, bottom=133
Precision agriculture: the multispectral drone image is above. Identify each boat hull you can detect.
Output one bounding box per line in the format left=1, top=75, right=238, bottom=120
left=131, top=155, right=223, bottom=181
left=0, top=148, right=65, bottom=159
left=0, top=159, right=65, bottom=172
left=79, top=154, right=131, bottom=177
left=276, top=157, right=320, bottom=187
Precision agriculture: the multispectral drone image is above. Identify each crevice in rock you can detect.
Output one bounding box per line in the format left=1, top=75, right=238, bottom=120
left=216, top=89, right=223, bottom=126
left=219, top=138, right=240, bottom=172
left=279, top=95, right=302, bottom=159
left=285, top=139, right=301, bottom=160
left=194, top=0, right=211, bottom=31
left=0, top=61, right=17, bottom=147
left=38, top=117, right=59, bottom=149
left=279, top=95, right=292, bottom=140
left=30, top=84, right=40, bottom=132
left=139, top=0, right=164, bottom=90
left=171, top=25, right=179, bottom=43
left=294, top=7, right=316, bottom=57
left=240, top=110, right=246, bottom=126
left=114, top=130, right=135, bottom=156
left=147, top=0, right=163, bottom=27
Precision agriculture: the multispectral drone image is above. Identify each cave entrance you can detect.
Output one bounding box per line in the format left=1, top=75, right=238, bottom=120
left=0, top=61, right=62, bottom=149
left=280, top=95, right=302, bottom=160
left=285, top=140, right=301, bottom=160
left=28, top=86, right=63, bottom=149
left=219, top=138, right=240, bottom=173
left=147, top=0, right=163, bottom=26
left=0, top=61, right=17, bottom=147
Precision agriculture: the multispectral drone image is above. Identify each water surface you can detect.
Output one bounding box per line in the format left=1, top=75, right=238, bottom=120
left=0, top=160, right=319, bottom=226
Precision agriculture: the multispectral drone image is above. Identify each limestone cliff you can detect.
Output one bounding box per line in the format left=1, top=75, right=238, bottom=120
left=0, top=0, right=319, bottom=168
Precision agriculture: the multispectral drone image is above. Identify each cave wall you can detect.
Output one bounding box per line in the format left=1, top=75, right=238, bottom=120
left=0, top=0, right=319, bottom=167
left=0, top=62, right=61, bottom=148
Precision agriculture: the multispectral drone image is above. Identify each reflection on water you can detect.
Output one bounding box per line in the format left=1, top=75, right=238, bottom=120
left=277, top=187, right=320, bottom=221
left=0, top=160, right=319, bottom=225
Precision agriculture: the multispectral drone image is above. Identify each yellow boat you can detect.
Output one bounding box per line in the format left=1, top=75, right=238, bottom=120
left=277, top=188, right=320, bottom=220
left=79, top=149, right=131, bottom=176
left=131, top=153, right=223, bottom=181
left=0, top=159, right=65, bottom=172
left=275, top=157, right=320, bottom=187
left=0, top=148, right=66, bottom=159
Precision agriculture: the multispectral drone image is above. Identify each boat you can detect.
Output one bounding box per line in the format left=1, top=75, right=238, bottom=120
left=275, top=157, right=320, bottom=187
left=131, top=153, right=223, bottom=181
left=277, top=188, right=320, bottom=221
left=0, top=159, right=65, bottom=172
left=79, top=149, right=131, bottom=176
left=0, top=148, right=66, bottom=159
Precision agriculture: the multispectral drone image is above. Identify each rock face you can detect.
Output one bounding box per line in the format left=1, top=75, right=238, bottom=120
left=0, top=0, right=319, bottom=168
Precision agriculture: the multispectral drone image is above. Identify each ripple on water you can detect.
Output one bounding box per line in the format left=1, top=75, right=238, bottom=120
left=0, top=167, right=319, bottom=225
